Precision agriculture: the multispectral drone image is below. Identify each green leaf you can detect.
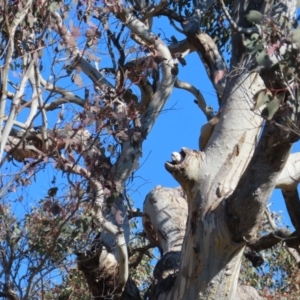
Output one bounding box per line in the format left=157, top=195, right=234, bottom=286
left=253, top=89, right=271, bottom=111
left=49, top=2, right=61, bottom=12
left=261, top=95, right=282, bottom=120
left=291, top=28, right=300, bottom=44
left=249, top=42, right=264, bottom=55
left=256, top=49, right=271, bottom=67
left=251, top=33, right=260, bottom=41
left=246, top=10, right=263, bottom=24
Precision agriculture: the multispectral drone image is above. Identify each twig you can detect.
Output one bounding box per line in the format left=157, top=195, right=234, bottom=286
left=169, top=18, right=185, bottom=34
left=264, top=207, right=300, bottom=264
left=141, top=0, right=168, bottom=23
left=217, top=0, right=258, bottom=34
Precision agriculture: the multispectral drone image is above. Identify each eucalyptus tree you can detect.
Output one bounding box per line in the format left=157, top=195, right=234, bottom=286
left=1, top=0, right=300, bottom=299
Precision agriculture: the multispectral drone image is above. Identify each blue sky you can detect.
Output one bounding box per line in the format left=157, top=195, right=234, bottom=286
left=3, top=8, right=295, bottom=232
left=1, top=5, right=297, bottom=282
left=126, top=19, right=295, bottom=230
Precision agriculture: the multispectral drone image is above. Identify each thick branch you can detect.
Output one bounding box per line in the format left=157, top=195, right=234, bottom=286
left=143, top=186, right=187, bottom=254
left=247, top=228, right=291, bottom=252
left=184, top=30, right=227, bottom=101
left=112, top=8, right=176, bottom=185
left=0, top=58, right=34, bottom=162
left=161, top=8, right=227, bottom=101
left=25, top=62, right=39, bottom=127
left=0, top=0, right=33, bottom=150
left=282, top=189, right=300, bottom=234
left=92, top=181, right=128, bottom=294
left=276, top=152, right=300, bottom=191
left=226, top=123, right=294, bottom=242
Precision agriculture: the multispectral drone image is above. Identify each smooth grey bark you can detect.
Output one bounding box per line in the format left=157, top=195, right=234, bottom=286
left=140, top=1, right=300, bottom=299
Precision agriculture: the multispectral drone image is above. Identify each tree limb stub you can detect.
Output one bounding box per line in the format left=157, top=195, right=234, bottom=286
left=165, top=148, right=202, bottom=200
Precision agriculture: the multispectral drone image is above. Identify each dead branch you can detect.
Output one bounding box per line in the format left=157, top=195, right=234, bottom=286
left=175, top=78, right=214, bottom=120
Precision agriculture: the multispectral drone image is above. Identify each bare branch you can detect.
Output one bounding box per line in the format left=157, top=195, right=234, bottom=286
left=0, top=0, right=33, bottom=144
left=50, top=11, right=112, bottom=89
left=185, top=30, right=227, bottom=101
left=276, top=152, right=300, bottom=191
left=217, top=0, right=258, bottom=34
left=0, top=58, right=34, bottom=162
left=265, top=208, right=300, bottom=264
left=282, top=189, right=300, bottom=234
left=141, top=0, right=168, bottom=23
left=174, top=78, right=214, bottom=120
left=1, top=118, right=28, bottom=130
left=35, top=66, right=49, bottom=149
left=38, top=75, right=85, bottom=110
left=247, top=228, right=291, bottom=252
left=111, top=8, right=176, bottom=185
